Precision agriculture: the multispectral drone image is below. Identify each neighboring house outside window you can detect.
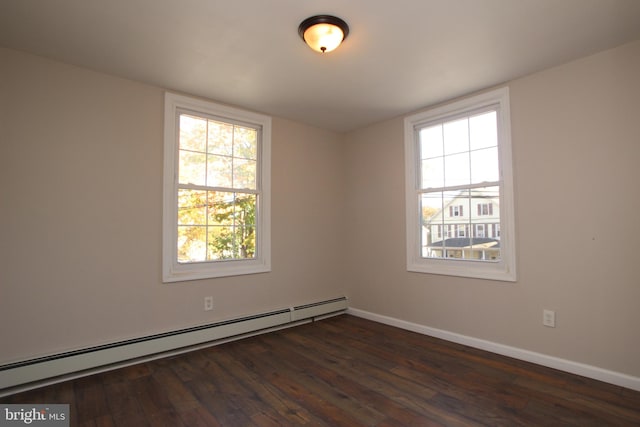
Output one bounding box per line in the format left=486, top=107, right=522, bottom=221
left=404, top=87, right=516, bottom=281
left=478, top=203, right=493, bottom=216
left=163, top=93, right=271, bottom=282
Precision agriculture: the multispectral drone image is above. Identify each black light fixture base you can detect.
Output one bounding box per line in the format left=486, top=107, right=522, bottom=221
left=298, top=15, right=350, bottom=43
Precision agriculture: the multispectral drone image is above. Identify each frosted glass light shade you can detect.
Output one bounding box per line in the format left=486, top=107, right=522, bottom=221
left=298, top=15, right=349, bottom=53
left=303, top=23, right=344, bottom=53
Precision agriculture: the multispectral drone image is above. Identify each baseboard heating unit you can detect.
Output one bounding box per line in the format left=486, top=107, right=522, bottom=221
left=0, top=296, right=348, bottom=395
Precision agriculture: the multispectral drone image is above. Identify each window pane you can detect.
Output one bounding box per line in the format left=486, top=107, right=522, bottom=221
left=179, top=115, right=207, bottom=152
left=177, top=226, right=206, bottom=263
left=443, top=118, right=469, bottom=155
left=178, top=189, right=206, bottom=225
left=419, top=125, right=443, bottom=159
left=206, top=191, right=233, bottom=226
left=469, top=186, right=500, bottom=260
left=179, top=150, right=206, bottom=185
left=448, top=189, right=470, bottom=259
left=207, top=154, right=232, bottom=188
left=421, top=192, right=444, bottom=258
left=421, top=158, right=444, bottom=189
left=234, top=159, right=257, bottom=190
left=470, top=147, right=499, bottom=184
left=234, top=194, right=256, bottom=259
left=207, top=226, right=234, bottom=260
left=204, top=193, right=257, bottom=261
left=234, top=126, right=258, bottom=160
left=470, top=111, right=497, bottom=151
left=234, top=193, right=256, bottom=227
left=236, top=226, right=256, bottom=258
left=444, top=152, right=470, bottom=187
left=207, top=120, right=233, bottom=156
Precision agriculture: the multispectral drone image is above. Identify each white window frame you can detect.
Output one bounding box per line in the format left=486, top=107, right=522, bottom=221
left=404, top=87, right=516, bottom=281
left=163, top=92, right=271, bottom=282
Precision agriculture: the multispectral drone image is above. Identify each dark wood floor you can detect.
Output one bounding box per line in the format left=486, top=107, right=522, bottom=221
left=2, top=314, right=640, bottom=426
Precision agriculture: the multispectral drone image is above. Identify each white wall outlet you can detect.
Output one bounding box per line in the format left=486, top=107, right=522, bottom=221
left=543, top=309, right=556, bottom=327
left=204, top=296, right=214, bottom=311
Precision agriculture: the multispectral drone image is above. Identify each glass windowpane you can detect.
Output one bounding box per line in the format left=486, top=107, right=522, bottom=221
left=443, top=118, right=469, bottom=155
left=421, top=158, right=443, bottom=189
left=470, top=111, right=497, bottom=151
left=207, top=226, right=234, bottom=260
left=236, top=226, right=256, bottom=259
left=179, top=150, right=206, bottom=185
left=207, top=191, right=234, bottom=226
left=420, top=125, right=443, bottom=159
left=234, top=126, right=258, bottom=160
left=444, top=152, right=470, bottom=187
left=207, top=154, right=232, bottom=188
left=469, top=186, right=500, bottom=260
left=177, top=226, right=206, bottom=263
left=179, top=115, right=207, bottom=152
left=421, top=192, right=444, bottom=258
left=234, top=194, right=256, bottom=226
left=470, top=147, right=499, bottom=184
left=178, top=189, right=206, bottom=225
left=207, top=120, right=233, bottom=156
left=234, top=159, right=257, bottom=190
left=234, top=194, right=256, bottom=259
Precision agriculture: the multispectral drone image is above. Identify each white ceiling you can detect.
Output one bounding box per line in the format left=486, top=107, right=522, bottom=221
left=1, top=0, right=639, bottom=132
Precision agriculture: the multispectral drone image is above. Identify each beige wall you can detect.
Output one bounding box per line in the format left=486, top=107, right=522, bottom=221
left=0, top=48, right=346, bottom=363
left=344, top=40, right=640, bottom=377
left=2, top=39, right=639, bottom=380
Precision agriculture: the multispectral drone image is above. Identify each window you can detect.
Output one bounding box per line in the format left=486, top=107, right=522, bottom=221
left=163, top=93, right=271, bottom=282
left=404, top=87, right=516, bottom=281
left=477, top=203, right=493, bottom=216
left=450, top=205, right=464, bottom=217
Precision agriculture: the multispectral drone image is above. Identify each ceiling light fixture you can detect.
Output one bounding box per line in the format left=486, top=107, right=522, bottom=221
left=298, top=15, right=349, bottom=53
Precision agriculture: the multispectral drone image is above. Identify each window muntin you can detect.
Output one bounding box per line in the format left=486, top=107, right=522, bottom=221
left=163, top=93, right=271, bottom=282
left=405, top=87, right=516, bottom=281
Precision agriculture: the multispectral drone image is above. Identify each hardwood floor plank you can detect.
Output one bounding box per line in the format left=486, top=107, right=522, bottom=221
left=77, top=414, right=116, bottom=427
left=232, top=347, right=365, bottom=427
left=258, top=337, right=445, bottom=427
left=102, top=380, right=145, bottom=423
left=200, top=347, right=290, bottom=425
left=205, top=342, right=331, bottom=426
left=275, top=326, right=477, bottom=426
left=513, top=375, right=640, bottom=425
left=73, top=376, right=111, bottom=425
left=150, top=365, right=201, bottom=413
left=175, top=406, right=223, bottom=427
left=259, top=343, right=387, bottom=425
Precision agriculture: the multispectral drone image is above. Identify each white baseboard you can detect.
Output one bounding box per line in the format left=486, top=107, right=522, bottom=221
left=347, top=307, right=640, bottom=392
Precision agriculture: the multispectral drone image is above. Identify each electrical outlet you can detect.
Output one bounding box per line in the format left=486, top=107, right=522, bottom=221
left=204, top=296, right=214, bottom=311
left=543, top=309, right=555, bottom=327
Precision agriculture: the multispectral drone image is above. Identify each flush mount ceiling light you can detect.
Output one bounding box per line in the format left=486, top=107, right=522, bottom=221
left=298, top=15, right=349, bottom=53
